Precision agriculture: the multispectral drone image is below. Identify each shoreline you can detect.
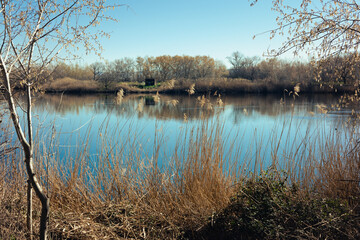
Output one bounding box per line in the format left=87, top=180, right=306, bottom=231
left=41, top=81, right=357, bottom=95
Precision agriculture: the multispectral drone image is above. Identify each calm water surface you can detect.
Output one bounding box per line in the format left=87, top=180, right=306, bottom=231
left=7, top=93, right=358, bottom=170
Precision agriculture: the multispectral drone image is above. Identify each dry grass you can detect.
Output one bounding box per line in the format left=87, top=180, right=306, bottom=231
left=42, top=77, right=100, bottom=93
left=0, top=108, right=27, bottom=239
left=0, top=176, right=27, bottom=239
left=161, top=78, right=299, bottom=95
left=42, top=120, right=236, bottom=239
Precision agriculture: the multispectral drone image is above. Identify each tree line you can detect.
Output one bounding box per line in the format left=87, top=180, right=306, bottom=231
left=227, top=51, right=360, bottom=86
left=51, top=52, right=360, bottom=89
left=52, top=55, right=227, bottom=87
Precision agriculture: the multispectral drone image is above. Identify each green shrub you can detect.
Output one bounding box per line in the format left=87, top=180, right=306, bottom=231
left=188, top=170, right=359, bottom=240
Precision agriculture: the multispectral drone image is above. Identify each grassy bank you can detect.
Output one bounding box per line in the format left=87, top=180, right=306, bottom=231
left=0, top=110, right=359, bottom=239
left=41, top=77, right=358, bottom=95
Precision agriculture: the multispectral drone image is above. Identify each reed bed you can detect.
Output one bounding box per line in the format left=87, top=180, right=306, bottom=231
left=0, top=102, right=359, bottom=239
left=42, top=77, right=100, bottom=93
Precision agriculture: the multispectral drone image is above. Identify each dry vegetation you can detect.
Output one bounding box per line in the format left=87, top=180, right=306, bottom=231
left=40, top=52, right=360, bottom=95
left=41, top=76, right=358, bottom=95
left=42, top=78, right=100, bottom=93
left=166, top=78, right=293, bottom=94
left=0, top=101, right=359, bottom=239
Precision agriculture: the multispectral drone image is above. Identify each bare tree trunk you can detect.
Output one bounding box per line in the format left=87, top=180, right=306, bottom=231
left=25, top=155, right=49, bottom=240
left=26, top=80, right=33, bottom=240
left=0, top=57, right=49, bottom=240
left=25, top=84, right=49, bottom=240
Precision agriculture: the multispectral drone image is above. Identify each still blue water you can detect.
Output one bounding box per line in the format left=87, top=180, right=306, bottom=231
left=3, top=93, right=357, bottom=171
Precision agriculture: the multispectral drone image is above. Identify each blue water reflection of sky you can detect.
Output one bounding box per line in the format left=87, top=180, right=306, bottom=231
left=9, top=93, right=356, bottom=173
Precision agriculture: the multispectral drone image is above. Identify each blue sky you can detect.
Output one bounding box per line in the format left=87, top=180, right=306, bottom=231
left=80, top=0, right=294, bottom=66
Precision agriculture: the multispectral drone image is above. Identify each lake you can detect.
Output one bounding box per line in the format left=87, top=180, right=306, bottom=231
left=3, top=92, right=358, bottom=173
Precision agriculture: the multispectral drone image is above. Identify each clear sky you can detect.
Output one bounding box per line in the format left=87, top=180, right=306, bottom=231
left=80, top=0, right=295, bottom=66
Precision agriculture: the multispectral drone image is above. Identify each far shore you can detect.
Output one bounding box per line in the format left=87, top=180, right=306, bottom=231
left=40, top=77, right=358, bottom=95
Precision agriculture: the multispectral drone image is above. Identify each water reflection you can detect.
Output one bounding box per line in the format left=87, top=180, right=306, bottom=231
left=32, top=93, right=345, bottom=122
left=15, top=92, right=355, bottom=169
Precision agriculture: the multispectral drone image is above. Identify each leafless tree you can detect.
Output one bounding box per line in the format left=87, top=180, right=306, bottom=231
left=252, top=0, right=360, bottom=83
left=253, top=1, right=360, bottom=57
left=227, top=52, right=259, bottom=80
left=90, top=62, right=105, bottom=81
left=112, top=58, right=135, bottom=82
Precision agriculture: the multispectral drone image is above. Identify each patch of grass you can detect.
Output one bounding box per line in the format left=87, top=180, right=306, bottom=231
left=43, top=120, right=234, bottom=239
left=42, top=77, right=100, bottom=93
left=142, top=82, right=162, bottom=89
left=133, top=82, right=162, bottom=89
left=0, top=112, right=27, bottom=239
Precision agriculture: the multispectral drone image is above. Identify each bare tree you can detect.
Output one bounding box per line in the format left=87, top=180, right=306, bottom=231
left=0, top=1, right=121, bottom=239
left=252, top=1, right=360, bottom=57
left=250, top=0, right=360, bottom=84
left=227, top=52, right=259, bottom=80
left=90, top=62, right=106, bottom=81
left=98, top=61, right=117, bottom=89
left=112, top=58, right=135, bottom=82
